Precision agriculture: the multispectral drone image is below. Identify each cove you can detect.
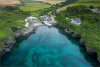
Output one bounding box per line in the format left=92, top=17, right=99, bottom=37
left=0, top=26, right=99, bottom=67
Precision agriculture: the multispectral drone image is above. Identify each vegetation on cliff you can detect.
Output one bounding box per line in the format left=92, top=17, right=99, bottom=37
left=55, top=5, right=100, bottom=57
left=0, top=6, right=29, bottom=51
left=0, top=0, right=100, bottom=60
left=0, top=0, right=51, bottom=52
left=39, top=0, right=100, bottom=60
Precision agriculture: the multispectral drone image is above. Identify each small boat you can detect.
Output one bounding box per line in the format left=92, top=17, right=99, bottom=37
left=42, top=21, right=52, bottom=26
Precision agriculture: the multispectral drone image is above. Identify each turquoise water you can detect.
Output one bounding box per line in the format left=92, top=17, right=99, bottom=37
left=0, top=26, right=99, bottom=67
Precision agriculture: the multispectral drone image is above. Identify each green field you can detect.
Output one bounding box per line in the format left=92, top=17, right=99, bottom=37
left=59, top=2, right=100, bottom=11
left=58, top=0, right=100, bottom=11
left=20, top=3, right=50, bottom=11
left=0, top=11, right=27, bottom=39
left=77, top=0, right=100, bottom=2
left=21, top=0, right=34, bottom=3
left=20, top=0, right=51, bottom=11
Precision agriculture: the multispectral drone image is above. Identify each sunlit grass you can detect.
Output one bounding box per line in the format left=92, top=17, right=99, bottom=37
left=42, top=1, right=64, bottom=4
left=20, top=3, right=50, bottom=11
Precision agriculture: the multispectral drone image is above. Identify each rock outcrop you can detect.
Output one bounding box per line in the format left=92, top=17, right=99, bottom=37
left=0, top=22, right=42, bottom=57
left=55, top=23, right=100, bottom=63
left=86, top=46, right=97, bottom=59
left=97, top=57, right=100, bottom=63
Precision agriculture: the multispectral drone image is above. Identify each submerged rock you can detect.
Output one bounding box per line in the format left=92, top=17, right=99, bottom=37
left=79, top=39, right=85, bottom=47
left=97, top=57, right=100, bottom=63
left=86, top=46, right=97, bottom=60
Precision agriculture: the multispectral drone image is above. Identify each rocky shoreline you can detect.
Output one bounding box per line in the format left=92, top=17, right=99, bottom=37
left=0, top=22, right=100, bottom=64
left=0, top=14, right=56, bottom=57
left=0, top=22, right=43, bottom=57
left=55, top=23, right=100, bottom=63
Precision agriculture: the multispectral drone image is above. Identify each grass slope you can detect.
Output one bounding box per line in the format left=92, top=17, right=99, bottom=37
left=0, top=0, right=50, bottom=51
left=0, top=7, right=29, bottom=51
left=59, top=0, right=100, bottom=11
left=59, top=2, right=100, bottom=11
left=55, top=5, right=100, bottom=59
left=20, top=0, right=51, bottom=11
left=20, top=2, right=50, bottom=11
left=77, top=0, right=100, bottom=3
left=38, top=0, right=65, bottom=4
left=21, top=0, right=65, bottom=4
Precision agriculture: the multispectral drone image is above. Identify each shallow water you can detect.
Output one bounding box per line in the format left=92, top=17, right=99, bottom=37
left=0, top=26, right=99, bottom=67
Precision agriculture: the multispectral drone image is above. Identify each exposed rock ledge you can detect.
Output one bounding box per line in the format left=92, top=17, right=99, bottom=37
left=0, top=23, right=42, bottom=57
left=55, top=23, right=100, bottom=63
left=98, top=57, right=100, bottom=63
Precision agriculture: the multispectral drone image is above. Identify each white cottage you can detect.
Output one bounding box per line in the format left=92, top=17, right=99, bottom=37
left=25, top=16, right=38, bottom=23
left=71, top=18, right=81, bottom=25
left=24, top=16, right=38, bottom=27
left=91, top=8, right=99, bottom=13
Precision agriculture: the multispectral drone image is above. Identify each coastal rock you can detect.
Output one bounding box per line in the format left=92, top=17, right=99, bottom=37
left=0, top=27, right=35, bottom=57
left=72, top=33, right=81, bottom=39
left=14, top=33, right=22, bottom=39
left=0, top=21, right=42, bottom=57
left=64, top=28, right=73, bottom=34
left=97, top=57, right=100, bottom=63
left=0, top=16, right=42, bottom=57
left=55, top=23, right=100, bottom=63
left=64, top=28, right=81, bottom=39
left=0, top=50, right=5, bottom=56
left=0, top=38, right=16, bottom=57
left=55, top=24, right=66, bottom=29
left=79, top=39, right=85, bottom=47
left=86, top=46, right=97, bottom=59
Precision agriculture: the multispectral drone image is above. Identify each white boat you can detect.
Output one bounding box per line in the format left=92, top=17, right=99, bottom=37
left=42, top=21, right=52, bottom=26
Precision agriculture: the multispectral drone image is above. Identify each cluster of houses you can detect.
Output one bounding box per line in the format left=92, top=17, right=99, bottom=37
left=40, top=15, right=57, bottom=26
left=24, top=15, right=82, bottom=27
left=70, top=18, right=81, bottom=25
left=24, top=15, right=57, bottom=27
left=66, top=17, right=81, bottom=25
left=91, top=7, right=100, bottom=13
left=67, top=7, right=100, bottom=25
left=24, top=16, right=39, bottom=27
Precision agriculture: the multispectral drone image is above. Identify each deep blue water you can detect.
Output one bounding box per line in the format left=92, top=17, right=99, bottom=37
left=0, top=26, right=99, bottom=67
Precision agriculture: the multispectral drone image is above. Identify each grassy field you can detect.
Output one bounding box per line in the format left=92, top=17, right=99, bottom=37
left=55, top=4, right=100, bottom=58
left=21, top=0, right=65, bottom=4
left=20, top=3, right=50, bottom=11
left=77, top=0, right=100, bottom=2
left=20, top=1, right=47, bottom=19
left=0, top=8, right=29, bottom=51
left=38, top=0, right=65, bottom=4
left=21, top=0, right=34, bottom=3
left=20, top=0, right=51, bottom=12
left=59, top=2, right=100, bottom=11
left=57, top=0, right=100, bottom=11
